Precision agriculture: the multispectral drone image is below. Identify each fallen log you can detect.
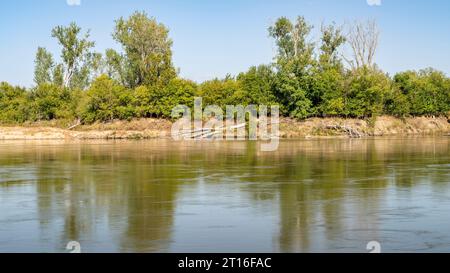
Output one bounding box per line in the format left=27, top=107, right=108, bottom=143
left=325, top=125, right=363, bottom=138
left=67, top=120, right=81, bottom=130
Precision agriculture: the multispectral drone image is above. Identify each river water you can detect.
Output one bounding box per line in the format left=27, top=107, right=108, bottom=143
left=0, top=138, right=449, bottom=253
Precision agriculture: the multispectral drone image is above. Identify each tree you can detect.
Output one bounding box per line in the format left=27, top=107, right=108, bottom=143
left=70, top=52, right=104, bottom=90
left=112, top=11, right=176, bottom=88
left=269, top=16, right=314, bottom=119
left=52, top=63, right=65, bottom=87
left=237, top=65, right=277, bottom=106
left=34, top=47, right=54, bottom=86
left=51, top=22, right=95, bottom=88
left=79, top=75, right=133, bottom=123
left=198, top=77, right=243, bottom=109
left=29, top=83, right=74, bottom=121
left=0, top=82, right=30, bottom=123
left=308, top=22, right=346, bottom=116
left=269, top=16, right=314, bottom=63
left=384, top=86, right=410, bottom=117
left=310, top=66, right=346, bottom=116
left=319, top=23, right=346, bottom=66
left=344, top=67, right=391, bottom=118
left=134, top=78, right=197, bottom=118
left=275, top=66, right=311, bottom=119
left=393, top=69, right=450, bottom=116
left=105, top=49, right=126, bottom=85
left=159, top=78, right=197, bottom=117
left=345, top=20, right=380, bottom=69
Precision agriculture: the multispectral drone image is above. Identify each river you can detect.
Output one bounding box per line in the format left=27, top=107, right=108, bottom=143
left=0, top=137, right=449, bottom=253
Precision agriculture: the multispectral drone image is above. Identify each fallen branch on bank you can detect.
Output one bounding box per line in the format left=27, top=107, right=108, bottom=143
left=67, top=120, right=81, bottom=130
left=325, top=125, right=363, bottom=138
left=175, top=122, right=279, bottom=139
left=180, top=123, right=247, bottom=139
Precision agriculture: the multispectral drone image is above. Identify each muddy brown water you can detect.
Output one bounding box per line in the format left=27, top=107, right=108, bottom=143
left=0, top=138, right=449, bottom=253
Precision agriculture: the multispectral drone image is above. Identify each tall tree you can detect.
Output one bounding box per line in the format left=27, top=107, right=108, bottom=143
left=319, top=23, right=346, bottom=66
left=345, top=20, right=380, bottom=69
left=237, top=65, right=277, bottom=106
left=34, top=47, right=54, bottom=86
left=269, top=16, right=314, bottom=62
left=269, top=16, right=314, bottom=119
left=111, top=11, right=176, bottom=88
left=51, top=22, right=95, bottom=88
left=105, top=49, right=126, bottom=85
left=308, top=22, right=346, bottom=116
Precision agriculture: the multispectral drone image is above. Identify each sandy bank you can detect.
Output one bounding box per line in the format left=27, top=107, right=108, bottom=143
left=0, top=116, right=448, bottom=140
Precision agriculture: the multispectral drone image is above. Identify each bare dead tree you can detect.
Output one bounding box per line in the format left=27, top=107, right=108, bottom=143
left=344, top=19, right=380, bottom=70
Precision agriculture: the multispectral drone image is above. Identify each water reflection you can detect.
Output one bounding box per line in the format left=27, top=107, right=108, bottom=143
left=0, top=138, right=449, bottom=252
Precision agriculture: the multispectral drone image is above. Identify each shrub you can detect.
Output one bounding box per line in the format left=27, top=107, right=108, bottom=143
left=0, top=82, right=30, bottom=123
left=79, top=75, right=135, bottom=123
left=29, top=83, right=74, bottom=121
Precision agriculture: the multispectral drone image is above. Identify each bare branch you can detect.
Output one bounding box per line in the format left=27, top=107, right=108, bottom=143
left=346, top=19, right=380, bottom=69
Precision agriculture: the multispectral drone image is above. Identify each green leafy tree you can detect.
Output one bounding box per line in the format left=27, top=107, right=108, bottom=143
left=309, top=23, right=346, bottom=116
left=275, top=67, right=311, bottom=119
left=237, top=65, right=278, bottom=106
left=105, top=49, right=127, bottom=85
left=133, top=85, right=153, bottom=118
left=198, top=77, right=243, bottom=109
left=0, top=82, right=30, bottom=123
left=269, top=16, right=314, bottom=62
left=79, top=75, right=134, bottom=123
left=111, top=11, right=176, bottom=88
left=394, top=69, right=450, bottom=116
left=134, top=78, right=196, bottom=118
left=52, top=63, right=65, bottom=87
left=311, top=67, right=346, bottom=116
left=29, top=83, right=74, bottom=120
left=34, top=47, right=54, bottom=86
left=269, top=16, right=315, bottom=119
left=51, top=22, right=96, bottom=89
left=159, top=78, right=197, bottom=117
left=319, top=23, right=346, bottom=66
left=344, top=67, right=391, bottom=118
left=384, top=86, right=411, bottom=117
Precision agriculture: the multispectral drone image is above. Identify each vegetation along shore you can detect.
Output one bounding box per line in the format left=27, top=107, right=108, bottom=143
left=0, top=116, right=448, bottom=140
left=0, top=12, right=449, bottom=138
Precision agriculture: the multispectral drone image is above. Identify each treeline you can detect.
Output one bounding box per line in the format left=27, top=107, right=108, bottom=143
left=0, top=12, right=449, bottom=125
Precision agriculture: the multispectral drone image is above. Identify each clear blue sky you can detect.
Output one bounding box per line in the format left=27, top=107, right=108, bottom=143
left=0, top=0, right=449, bottom=87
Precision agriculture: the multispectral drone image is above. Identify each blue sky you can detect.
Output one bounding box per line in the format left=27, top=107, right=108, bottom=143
left=0, top=0, right=449, bottom=87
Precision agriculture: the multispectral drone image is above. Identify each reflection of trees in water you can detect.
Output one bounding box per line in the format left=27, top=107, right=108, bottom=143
left=211, top=138, right=450, bottom=252
left=0, top=138, right=448, bottom=252
left=0, top=142, right=199, bottom=252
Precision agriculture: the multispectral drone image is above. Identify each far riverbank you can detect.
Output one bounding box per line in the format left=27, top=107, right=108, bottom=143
left=0, top=116, right=448, bottom=141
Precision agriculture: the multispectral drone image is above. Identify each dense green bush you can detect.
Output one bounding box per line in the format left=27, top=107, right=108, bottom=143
left=0, top=82, right=30, bottom=123
left=393, top=69, right=450, bottom=116
left=237, top=65, right=278, bottom=106
left=198, top=77, right=244, bottom=109
left=133, top=78, right=196, bottom=118
left=309, top=66, right=346, bottom=117
left=79, top=75, right=133, bottom=123
left=29, top=83, right=74, bottom=121
left=343, top=67, right=391, bottom=118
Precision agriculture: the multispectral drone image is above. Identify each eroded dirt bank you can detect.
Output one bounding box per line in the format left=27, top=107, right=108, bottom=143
left=0, top=116, right=448, bottom=140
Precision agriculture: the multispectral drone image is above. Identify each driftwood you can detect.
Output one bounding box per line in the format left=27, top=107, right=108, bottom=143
left=325, top=125, right=363, bottom=138
left=175, top=120, right=280, bottom=140
left=67, top=120, right=81, bottom=130
left=176, top=123, right=247, bottom=139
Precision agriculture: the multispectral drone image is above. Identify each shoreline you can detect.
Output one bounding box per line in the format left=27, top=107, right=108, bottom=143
left=0, top=116, right=448, bottom=141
